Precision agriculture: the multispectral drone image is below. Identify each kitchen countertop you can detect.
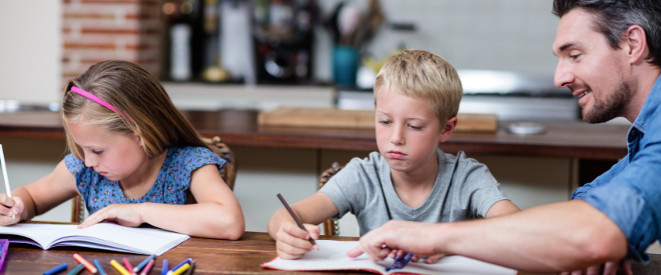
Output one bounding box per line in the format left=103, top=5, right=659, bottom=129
left=0, top=109, right=628, bottom=160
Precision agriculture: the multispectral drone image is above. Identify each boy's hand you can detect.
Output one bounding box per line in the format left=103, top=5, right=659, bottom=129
left=78, top=203, right=143, bottom=228
left=0, top=194, right=22, bottom=225
left=274, top=222, right=320, bottom=259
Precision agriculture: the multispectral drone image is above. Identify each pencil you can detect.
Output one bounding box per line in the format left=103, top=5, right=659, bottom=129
left=110, top=259, right=131, bottom=275
left=0, top=145, right=15, bottom=221
left=73, top=253, right=97, bottom=274
left=276, top=193, right=318, bottom=250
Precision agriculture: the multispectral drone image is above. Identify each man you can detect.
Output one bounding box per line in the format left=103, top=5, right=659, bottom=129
left=347, top=0, right=661, bottom=273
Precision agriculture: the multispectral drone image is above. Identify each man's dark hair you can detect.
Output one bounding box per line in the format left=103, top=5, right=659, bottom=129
left=553, top=0, right=661, bottom=69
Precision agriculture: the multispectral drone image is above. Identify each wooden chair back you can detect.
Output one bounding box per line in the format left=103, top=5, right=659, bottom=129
left=71, top=135, right=237, bottom=223
left=317, top=162, right=343, bottom=236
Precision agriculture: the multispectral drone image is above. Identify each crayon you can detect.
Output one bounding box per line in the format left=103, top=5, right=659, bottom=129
left=43, top=263, right=67, bottom=275
left=168, top=263, right=190, bottom=275
left=73, top=253, right=97, bottom=274
left=139, top=259, right=155, bottom=275
left=94, top=259, right=107, bottom=275
left=110, top=259, right=131, bottom=275
left=160, top=259, right=168, bottom=275
left=66, top=264, right=84, bottom=275
left=134, top=254, right=156, bottom=273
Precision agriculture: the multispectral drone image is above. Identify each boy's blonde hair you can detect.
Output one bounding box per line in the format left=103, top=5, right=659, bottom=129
left=62, top=60, right=208, bottom=160
left=374, top=49, right=463, bottom=125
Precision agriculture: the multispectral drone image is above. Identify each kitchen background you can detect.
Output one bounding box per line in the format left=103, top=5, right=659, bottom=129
left=0, top=0, right=560, bottom=103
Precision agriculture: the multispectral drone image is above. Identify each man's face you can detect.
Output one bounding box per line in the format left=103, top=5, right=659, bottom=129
left=552, top=8, right=632, bottom=123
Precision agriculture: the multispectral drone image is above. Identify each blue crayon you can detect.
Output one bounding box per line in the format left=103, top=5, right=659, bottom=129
left=43, top=263, right=68, bottom=275
left=94, top=259, right=107, bottom=275
left=161, top=259, right=168, bottom=275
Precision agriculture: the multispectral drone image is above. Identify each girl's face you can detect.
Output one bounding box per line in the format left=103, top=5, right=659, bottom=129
left=375, top=87, right=451, bottom=174
left=66, top=122, right=147, bottom=181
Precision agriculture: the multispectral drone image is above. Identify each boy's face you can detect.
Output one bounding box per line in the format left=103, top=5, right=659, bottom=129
left=66, top=121, right=148, bottom=181
left=374, top=87, right=453, bottom=174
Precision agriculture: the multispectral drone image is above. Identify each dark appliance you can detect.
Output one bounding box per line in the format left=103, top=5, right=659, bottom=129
left=252, top=0, right=317, bottom=84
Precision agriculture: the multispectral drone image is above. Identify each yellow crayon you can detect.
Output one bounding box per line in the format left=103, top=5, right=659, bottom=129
left=110, top=259, right=131, bottom=275
left=168, top=263, right=190, bottom=275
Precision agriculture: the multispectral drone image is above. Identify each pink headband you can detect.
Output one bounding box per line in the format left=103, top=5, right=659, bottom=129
left=70, top=86, right=130, bottom=120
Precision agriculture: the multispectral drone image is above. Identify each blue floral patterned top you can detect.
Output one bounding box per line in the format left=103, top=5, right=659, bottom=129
left=65, top=146, right=226, bottom=214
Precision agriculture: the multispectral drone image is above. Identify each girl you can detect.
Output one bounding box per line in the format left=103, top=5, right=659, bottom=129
left=0, top=60, right=244, bottom=240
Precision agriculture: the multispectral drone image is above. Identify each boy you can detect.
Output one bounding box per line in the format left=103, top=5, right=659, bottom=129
left=267, top=49, right=519, bottom=260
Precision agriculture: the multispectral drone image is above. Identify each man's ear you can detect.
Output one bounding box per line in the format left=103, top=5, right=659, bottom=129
left=439, top=116, right=458, bottom=143
left=624, top=24, right=648, bottom=65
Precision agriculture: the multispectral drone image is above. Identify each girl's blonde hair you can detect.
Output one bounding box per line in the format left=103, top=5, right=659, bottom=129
left=62, top=60, right=207, bottom=159
left=373, top=49, right=463, bottom=125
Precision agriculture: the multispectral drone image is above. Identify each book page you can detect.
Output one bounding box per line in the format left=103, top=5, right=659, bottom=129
left=0, top=223, right=189, bottom=255
left=262, top=240, right=515, bottom=275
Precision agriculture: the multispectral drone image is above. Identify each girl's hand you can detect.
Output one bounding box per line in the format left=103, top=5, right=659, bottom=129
left=0, top=194, right=23, bottom=225
left=78, top=203, right=143, bottom=229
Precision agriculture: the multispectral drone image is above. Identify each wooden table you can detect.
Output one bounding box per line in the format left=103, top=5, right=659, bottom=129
left=0, top=109, right=628, bottom=160
left=3, top=231, right=349, bottom=274
left=4, top=230, right=658, bottom=275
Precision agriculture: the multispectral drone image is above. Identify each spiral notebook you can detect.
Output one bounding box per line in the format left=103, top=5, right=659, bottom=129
left=0, top=222, right=189, bottom=256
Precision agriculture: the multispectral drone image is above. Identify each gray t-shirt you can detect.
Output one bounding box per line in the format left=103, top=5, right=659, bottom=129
left=319, top=149, right=509, bottom=236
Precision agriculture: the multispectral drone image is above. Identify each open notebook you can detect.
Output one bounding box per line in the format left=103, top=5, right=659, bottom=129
left=0, top=223, right=189, bottom=255
left=262, top=240, right=516, bottom=275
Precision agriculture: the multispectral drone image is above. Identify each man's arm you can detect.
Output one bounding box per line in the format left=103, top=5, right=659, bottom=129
left=349, top=200, right=627, bottom=273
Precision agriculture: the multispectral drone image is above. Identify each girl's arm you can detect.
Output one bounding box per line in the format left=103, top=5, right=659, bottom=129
left=6, top=160, right=79, bottom=223
left=79, top=164, right=245, bottom=240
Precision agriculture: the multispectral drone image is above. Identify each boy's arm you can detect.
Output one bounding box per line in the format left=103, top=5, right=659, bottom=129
left=485, top=200, right=520, bottom=217
left=267, top=192, right=339, bottom=259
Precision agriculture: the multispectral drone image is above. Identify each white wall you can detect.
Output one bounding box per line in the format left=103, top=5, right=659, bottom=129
left=0, top=0, right=61, bottom=104
left=313, top=0, right=559, bottom=81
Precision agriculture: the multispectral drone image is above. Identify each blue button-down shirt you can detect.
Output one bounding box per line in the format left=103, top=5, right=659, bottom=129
left=572, top=74, right=661, bottom=263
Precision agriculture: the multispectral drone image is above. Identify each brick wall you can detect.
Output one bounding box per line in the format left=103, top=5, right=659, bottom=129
left=61, top=0, right=163, bottom=88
